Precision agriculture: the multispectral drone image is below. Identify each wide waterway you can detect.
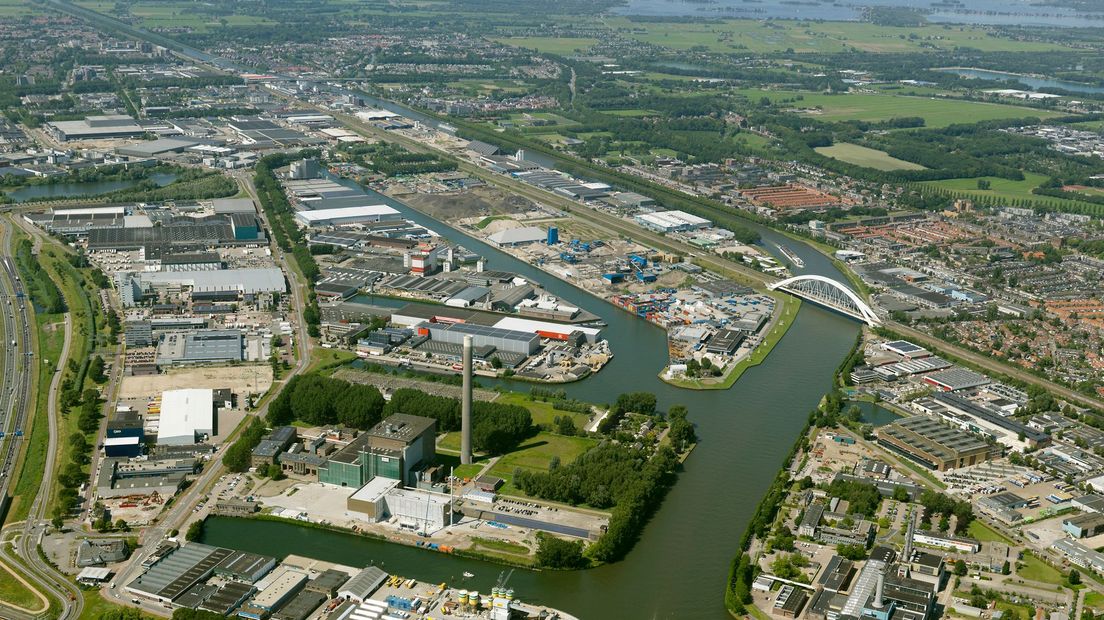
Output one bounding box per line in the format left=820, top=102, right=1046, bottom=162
left=205, top=184, right=862, bottom=618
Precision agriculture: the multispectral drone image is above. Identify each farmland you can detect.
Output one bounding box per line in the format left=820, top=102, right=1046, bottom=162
left=735, top=89, right=1062, bottom=127
left=491, top=36, right=598, bottom=55
left=815, top=143, right=927, bottom=171
left=604, top=17, right=1077, bottom=54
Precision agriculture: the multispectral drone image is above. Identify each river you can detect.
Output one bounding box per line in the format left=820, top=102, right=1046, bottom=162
left=613, top=0, right=1104, bottom=28
left=6, top=172, right=177, bottom=203
left=205, top=182, right=862, bottom=618
left=934, top=67, right=1104, bottom=95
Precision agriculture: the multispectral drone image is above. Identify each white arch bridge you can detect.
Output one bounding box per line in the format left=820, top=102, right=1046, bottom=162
left=768, top=275, right=881, bottom=327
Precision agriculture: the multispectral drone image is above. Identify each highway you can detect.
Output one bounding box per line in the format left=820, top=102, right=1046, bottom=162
left=0, top=215, right=82, bottom=620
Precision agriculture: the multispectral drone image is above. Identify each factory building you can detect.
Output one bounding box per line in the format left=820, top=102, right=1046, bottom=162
left=319, top=414, right=436, bottom=488
left=137, top=268, right=286, bottom=299
left=156, top=329, right=244, bottom=365
left=1064, top=513, right=1104, bottom=538
left=424, top=322, right=539, bottom=356
left=876, top=416, right=996, bottom=471
left=487, top=226, right=547, bottom=247
left=632, top=210, right=712, bottom=233
left=252, top=566, right=308, bottom=611
left=293, top=205, right=402, bottom=227
left=47, top=114, right=146, bottom=141
left=338, top=566, right=388, bottom=602
left=347, top=481, right=453, bottom=532
left=157, top=388, right=215, bottom=445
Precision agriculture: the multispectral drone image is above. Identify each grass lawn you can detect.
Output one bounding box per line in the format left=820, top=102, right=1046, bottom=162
left=490, top=36, right=597, bottom=55
left=79, top=591, right=157, bottom=619
left=0, top=0, right=33, bottom=16
left=494, top=391, right=589, bottom=430
left=967, top=520, right=1014, bottom=544
left=1085, top=591, right=1104, bottom=611
left=307, top=348, right=356, bottom=375
left=736, top=89, right=1060, bottom=128
left=434, top=451, right=489, bottom=481
left=0, top=560, right=46, bottom=612
left=470, top=536, right=530, bottom=556
left=815, top=143, right=926, bottom=171
left=1018, top=552, right=1065, bottom=586
left=488, top=432, right=598, bottom=496
left=921, top=172, right=1103, bottom=213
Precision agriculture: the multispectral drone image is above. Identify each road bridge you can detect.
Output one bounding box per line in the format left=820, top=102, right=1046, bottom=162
left=768, top=275, right=880, bottom=327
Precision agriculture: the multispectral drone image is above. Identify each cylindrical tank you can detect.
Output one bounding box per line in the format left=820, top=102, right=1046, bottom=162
left=481, top=595, right=492, bottom=608
left=469, top=592, right=479, bottom=608
left=506, top=589, right=514, bottom=600
left=458, top=590, right=469, bottom=605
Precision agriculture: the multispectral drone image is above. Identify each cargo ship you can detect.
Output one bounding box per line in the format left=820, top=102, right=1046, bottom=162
left=774, top=243, right=805, bottom=269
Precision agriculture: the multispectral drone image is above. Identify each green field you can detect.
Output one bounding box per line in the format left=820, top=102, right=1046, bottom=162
left=1086, top=591, right=1104, bottom=611
left=606, top=17, right=1075, bottom=54
left=0, top=0, right=32, bottom=17
left=487, top=432, right=598, bottom=496
left=815, top=143, right=926, bottom=171
left=602, top=109, right=660, bottom=117
left=493, top=391, right=590, bottom=430
left=491, top=36, right=597, bottom=55
left=0, top=561, right=45, bottom=613
left=737, top=89, right=1060, bottom=128
left=1017, top=552, right=1065, bottom=586
left=966, top=520, right=1014, bottom=544
left=921, top=172, right=1103, bottom=213
left=76, top=0, right=274, bottom=30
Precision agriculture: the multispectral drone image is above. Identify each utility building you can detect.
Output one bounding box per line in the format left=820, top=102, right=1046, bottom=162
left=319, top=414, right=436, bottom=488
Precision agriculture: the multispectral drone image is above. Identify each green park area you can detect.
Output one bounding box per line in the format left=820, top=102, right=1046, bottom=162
left=921, top=172, right=1104, bottom=214
left=1017, top=552, right=1065, bottom=585
left=437, top=430, right=598, bottom=498
left=604, top=17, right=1075, bottom=54
left=737, top=89, right=1061, bottom=128
left=491, top=36, right=597, bottom=55
left=487, top=432, right=599, bottom=496
left=815, top=143, right=926, bottom=171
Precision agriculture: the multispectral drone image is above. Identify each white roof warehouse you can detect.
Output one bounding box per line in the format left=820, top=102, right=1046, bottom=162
left=157, top=388, right=215, bottom=445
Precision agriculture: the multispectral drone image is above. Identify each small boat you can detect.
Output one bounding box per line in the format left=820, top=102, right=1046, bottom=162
left=463, top=572, right=475, bottom=579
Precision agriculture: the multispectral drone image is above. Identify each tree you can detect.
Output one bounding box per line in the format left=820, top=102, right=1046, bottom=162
left=535, top=533, right=588, bottom=569
left=836, top=543, right=867, bottom=561
left=185, top=518, right=205, bottom=542
left=115, top=518, right=130, bottom=532
left=954, top=559, right=968, bottom=576
left=892, top=486, right=910, bottom=502
left=1069, top=569, right=1081, bottom=585
left=1001, top=560, right=1011, bottom=575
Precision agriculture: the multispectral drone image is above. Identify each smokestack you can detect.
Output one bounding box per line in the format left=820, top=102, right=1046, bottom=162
left=873, top=572, right=885, bottom=610
left=461, top=335, right=473, bottom=465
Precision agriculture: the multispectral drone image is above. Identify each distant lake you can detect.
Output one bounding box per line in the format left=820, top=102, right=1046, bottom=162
left=613, top=0, right=1104, bottom=28
left=7, top=172, right=177, bottom=202
left=935, top=67, right=1104, bottom=95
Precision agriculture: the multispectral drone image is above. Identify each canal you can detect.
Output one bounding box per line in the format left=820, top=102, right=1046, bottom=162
left=205, top=182, right=861, bottom=618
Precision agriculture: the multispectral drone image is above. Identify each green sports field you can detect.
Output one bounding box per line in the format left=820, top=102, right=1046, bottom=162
left=815, top=143, right=926, bottom=171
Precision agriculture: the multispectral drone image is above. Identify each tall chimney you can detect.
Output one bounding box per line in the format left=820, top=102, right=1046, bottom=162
left=873, top=572, right=885, bottom=610
left=461, top=335, right=473, bottom=465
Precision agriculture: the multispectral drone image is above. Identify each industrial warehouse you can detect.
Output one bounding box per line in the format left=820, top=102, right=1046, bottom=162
left=124, top=542, right=563, bottom=619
